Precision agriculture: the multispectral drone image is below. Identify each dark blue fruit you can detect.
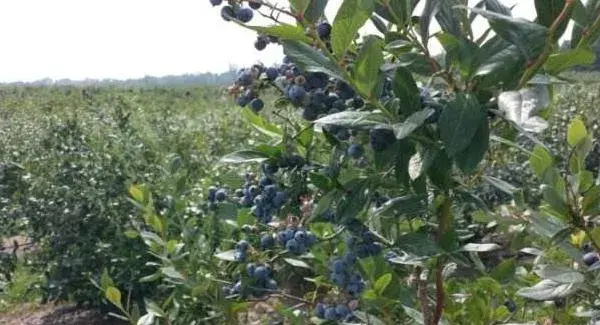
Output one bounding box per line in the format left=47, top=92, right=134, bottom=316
left=335, top=304, right=350, bottom=318
left=235, top=8, right=254, bottom=23
left=215, top=188, right=227, bottom=202
left=210, top=0, right=222, bottom=6
left=351, top=97, right=365, bottom=108
left=317, top=22, right=332, bottom=39
left=208, top=186, right=218, bottom=202
left=315, top=303, right=325, bottom=318
left=287, top=85, right=307, bottom=105
left=237, top=71, right=253, bottom=86
left=324, top=307, right=338, bottom=320
left=254, top=265, right=269, bottom=279
left=236, top=240, right=249, bottom=251
left=504, top=299, right=517, bottom=313
left=583, top=252, right=599, bottom=266
left=250, top=98, right=264, bottom=112
left=249, top=1, right=262, bottom=9
left=369, top=125, right=396, bottom=151
left=236, top=95, right=249, bottom=107
left=221, top=6, right=235, bottom=21
left=347, top=144, right=363, bottom=159
left=265, top=67, right=278, bottom=81
left=254, top=36, right=268, bottom=51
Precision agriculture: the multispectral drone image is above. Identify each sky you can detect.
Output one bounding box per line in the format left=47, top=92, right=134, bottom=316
left=0, top=0, right=541, bottom=82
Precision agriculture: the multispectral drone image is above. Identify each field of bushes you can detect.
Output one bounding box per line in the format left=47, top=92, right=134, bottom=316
left=0, top=73, right=598, bottom=324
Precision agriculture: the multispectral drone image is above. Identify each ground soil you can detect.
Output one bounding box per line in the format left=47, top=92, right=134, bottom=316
left=0, top=304, right=125, bottom=325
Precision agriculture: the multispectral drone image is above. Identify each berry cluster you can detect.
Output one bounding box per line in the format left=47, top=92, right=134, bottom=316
left=224, top=263, right=277, bottom=297
left=233, top=239, right=250, bottom=262
left=232, top=65, right=268, bottom=113
left=233, top=169, right=287, bottom=224
left=315, top=302, right=354, bottom=322
left=212, top=0, right=257, bottom=23
left=275, top=227, right=317, bottom=255
left=346, top=231, right=383, bottom=259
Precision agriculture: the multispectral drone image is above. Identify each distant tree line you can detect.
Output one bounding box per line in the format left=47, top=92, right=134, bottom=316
left=1, top=68, right=238, bottom=87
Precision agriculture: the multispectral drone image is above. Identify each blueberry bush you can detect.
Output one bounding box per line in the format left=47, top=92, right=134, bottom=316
left=99, top=0, right=600, bottom=324
left=3, top=0, right=600, bottom=325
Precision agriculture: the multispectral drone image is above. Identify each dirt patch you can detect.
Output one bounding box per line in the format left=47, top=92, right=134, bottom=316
left=1, top=236, right=38, bottom=256
left=0, top=304, right=125, bottom=325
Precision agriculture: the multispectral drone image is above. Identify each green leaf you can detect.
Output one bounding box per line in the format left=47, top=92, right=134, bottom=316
left=144, top=299, right=166, bottom=318
left=250, top=24, right=311, bottom=43
left=314, top=110, right=385, bottom=128
left=214, top=249, right=238, bottom=262
left=392, top=108, right=434, bottom=139
left=219, top=150, right=269, bottom=164
left=161, top=266, right=185, bottom=281
left=472, top=36, right=526, bottom=89
left=535, top=0, right=569, bottom=40
left=583, top=186, right=600, bottom=215
left=100, top=269, right=114, bottom=290
left=461, top=243, right=501, bottom=252
left=454, top=119, right=489, bottom=173
left=284, top=258, right=312, bottom=269
left=353, top=311, right=387, bottom=325
left=567, top=117, right=588, bottom=147
left=517, top=279, right=581, bottom=301
left=304, top=0, right=329, bottom=23
left=140, top=231, right=165, bottom=247
left=535, top=265, right=585, bottom=284
left=489, top=258, right=516, bottom=282
left=394, top=52, right=436, bottom=76
left=105, top=286, right=122, bottom=308
left=241, top=108, right=283, bottom=139
left=540, top=184, right=569, bottom=218
left=391, top=67, right=421, bottom=115
left=402, top=305, right=425, bottom=324
left=281, top=40, right=346, bottom=81
left=483, top=176, right=519, bottom=196
left=545, top=48, right=596, bottom=74
left=371, top=195, right=427, bottom=218
left=529, top=145, right=554, bottom=177
left=374, top=273, right=392, bottom=294
left=435, top=0, right=464, bottom=37
left=139, top=272, right=161, bottom=283
left=419, top=0, right=440, bottom=48
left=129, top=184, right=145, bottom=203
left=290, top=0, right=310, bottom=14
left=331, top=0, right=374, bottom=56
left=352, top=36, right=384, bottom=97
left=137, top=314, right=155, bottom=325
left=396, top=231, right=444, bottom=257
left=466, top=7, right=548, bottom=61
left=124, top=229, right=139, bottom=239
left=296, top=125, right=314, bottom=149
left=439, top=93, right=486, bottom=156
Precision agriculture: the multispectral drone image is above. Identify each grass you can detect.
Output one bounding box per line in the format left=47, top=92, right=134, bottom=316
left=0, top=260, right=45, bottom=314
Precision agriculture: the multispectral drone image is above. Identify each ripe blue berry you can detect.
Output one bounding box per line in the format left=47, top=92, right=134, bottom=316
left=260, top=234, right=274, bottom=249
left=254, top=265, right=269, bottom=280
left=369, top=125, right=396, bottom=151
left=287, top=85, right=307, bottom=105
left=220, top=6, right=235, bottom=21
left=266, top=279, right=277, bottom=289
left=332, top=260, right=346, bottom=273
left=208, top=186, right=218, bottom=202
left=324, top=307, right=338, bottom=320
left=351, top=97, right=365, bottom=108
left=235, top=8, right=254, bottom=23
left=317, top=22, right=332, bottom=39
left=234, top=250, right=246, bottom=262
left=265, top=67, right=278, bottom=81
left=347, top=144, right=363, bottom=159
left=285, top=238, right=300, bottom=253
left=504, top=299, right=517, bottom=313
left=254, top=36, right=268, bottom=51
left=330, top=272, right=346, bottom=286
left=246, top=263, right=256, bottom=277
left=249, top=98, right=264, bottom=112
left=237, top=71, right=253, bottom=86
left=335, top=304, right=350, bottom=318
left=210, top=0, right=222, bottom=6
left=294, top=230, right=307, bottom=243
left=249, top=1, right=262, bottom=9
left=583, top=252, right=599, bottom=266
left=236, top=240, right=249, bottom=252
left=315, top=303, right=325, bottom=318
left=215, top=188, right=227, bottom=202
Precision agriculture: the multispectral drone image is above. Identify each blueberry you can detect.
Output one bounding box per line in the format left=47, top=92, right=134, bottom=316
left=210, top=0, right=222, bottom=6
left=208, top=186, right=218, bottom=202
left=249, top=1, right=262, bottom=9
left=583, top=252, right=599, bottom=266
left=315, top=303, right=326, bottom=318
left=324, top=307, right=338, bottom=320
left=336, top=128, right=350, bottom=141
left=266, top=279, right=277, bottom=289
left=317, top=22, right=332, bottom=39
left=347, top=144, right=364, bottom=159
left=215, top=188, right=227, bottom=202
left=237, top=71, right=253, bottom=86
left=230, top=281, right=242, bottom=294
left=283, top=56, right=292, bottom=64
left=504, top=299, right=517, bottom=313
left=240, top=195, right=253, bottom=207
left=305, top=72, right=329, bottom=90
left=259, top=176, right=273, bottom=187
left=343, top=252, right=357, bottom=265
left=249, top=98, right=264, bottom=112
left=294, top=230, right=307, bottom=243
left=306, top=232, right=317, bottom=245
left=220, top=6, right=235, bottom=21
left=332, top=99, right=346, bottom=110
left=235, top=8, right=254, bottom=23
left=273, top=191, right=287, bottom=208
left=260, top=235, right=274, bottom=249
left=302, top=104, right=320, bottom=121
left=254, top=265, right=269, bottom=279
left=246, top=263, right=256, bottom=277
left=336, top=81, right=356, bottom=100
left=249, top=185, right=259, bottom=196
left=351, top=97, right=365, bottom=108
left=335, top=304, right=350, bottom=318
left=254, top=36, right=268, bottom=51
left=332, top=260, right=346, bottom=273
left=287, top=85, right=307, bottom=105
left=285, top=238, right=300, bottom=253
left=346, top=282, right=360, bottom=296
left=263, top=184, right=277, bottom=200
left=236, top=240, right=250, bottom=252
left=367, top=242, right=383, bottom=255
left=234, top=250, right=246, bottom=262
left=369, top=125, right=396, bottom=151
left=265, top=67, right=278, bottom=81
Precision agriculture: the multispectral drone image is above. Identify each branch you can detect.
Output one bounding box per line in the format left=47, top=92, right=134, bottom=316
left=518, top=0, right=577, bottom=88
left=432, top=259, right=445, bottom=325
left=577, top=13, right=600, bottom=48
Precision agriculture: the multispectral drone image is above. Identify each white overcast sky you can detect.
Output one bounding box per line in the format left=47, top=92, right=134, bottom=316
left=0, top=0, right=541, bottom=82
